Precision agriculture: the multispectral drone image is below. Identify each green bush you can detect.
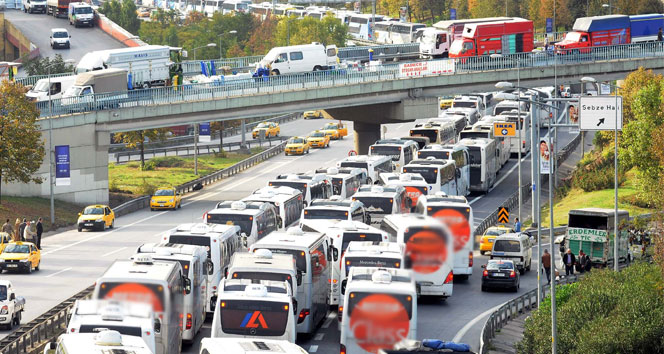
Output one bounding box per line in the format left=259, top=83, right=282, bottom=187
left=150, top=156, right=191, bottom=168
left=142, top=160, right=156, bottom=171
left=572, top=150, right=627, bottom=192
left=517, top=262, right=664, bottom=354
left=138, top=178, right=157, bottom=196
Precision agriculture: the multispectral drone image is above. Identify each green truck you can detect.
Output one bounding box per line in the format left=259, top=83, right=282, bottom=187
left=564, top=208, right=630, bottom=267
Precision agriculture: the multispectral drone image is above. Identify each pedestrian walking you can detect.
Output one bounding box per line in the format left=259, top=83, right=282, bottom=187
left=658, top=27, right=663, bottom=41
left=559, top=239, right=566, bottom=259
left=24, top=220, right=36, bottom=244
left=1, top=219, right=13, bottom=235
left=514, top=217, right=521, bottom=232
left=578, top=250, right=587, bottom=273
left=13, top=218, right=21, bottom=241
left=563, top=248, right=576, bottom=276
left=18, top=218, right=27, bottom=242
left=541, top=249, right=551, bottom=284
left=35, top=217, right=43, bottom=250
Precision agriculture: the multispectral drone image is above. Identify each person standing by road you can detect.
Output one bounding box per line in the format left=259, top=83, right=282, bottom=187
left=578, top=249, right=588, bottom=273
left=18, top=219, right=27, bottom=242
left=2, top=219, right=13, bottom=235
left=514, top=217, right=521, bottom=232
left=563, top=249, right=576, bottom=276
left=35, top=218, right=43, bottom=250
left=658, top=27, right=663, bottom=41
left=541, top=249, right=551, bottom=284
left=24, top=220, right=36, bottom=244
left=13, top=218, right=21, bottom=241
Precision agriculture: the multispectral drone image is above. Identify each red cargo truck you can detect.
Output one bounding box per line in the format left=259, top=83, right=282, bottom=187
left=449, top=19, right=534, bottom=58
left=47, top=0, right=72, bottom=17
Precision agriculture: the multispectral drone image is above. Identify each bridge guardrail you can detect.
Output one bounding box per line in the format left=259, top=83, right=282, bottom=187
left=35, top=41, right=664, bottom=119
left=16, top=72, right=75, bottom=87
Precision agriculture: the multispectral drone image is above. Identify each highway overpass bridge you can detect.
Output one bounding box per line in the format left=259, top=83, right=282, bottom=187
left=5, top=42, right=664, bottom=204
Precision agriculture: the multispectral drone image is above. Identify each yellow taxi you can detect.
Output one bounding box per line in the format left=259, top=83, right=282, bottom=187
left=439, top=98, right=454, bottom=110
left=285, top=136, right=310, bottom=155
left=306, top=130, right=330, bottom=148
left=480, top=225, right=515, bottom=255
left=0, top=242, right=40, bottom=273
left=304, top=110, right=324, bottom=119
left=252, top=122, right=280, bottom=139
left=77, top=205, right=115, bottom=232
left=150, top=187, right=182, bottom=211
left=321, top=122, right=348, bottom=140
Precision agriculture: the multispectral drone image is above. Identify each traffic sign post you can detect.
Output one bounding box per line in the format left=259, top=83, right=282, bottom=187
left=497, top=207, right=510, bottom=224
left=493, top=122, right=516, bottom=137
left=579, top=96, right=623, bottom=131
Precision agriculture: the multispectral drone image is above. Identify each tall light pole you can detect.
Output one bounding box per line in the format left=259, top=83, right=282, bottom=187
left=193, top=42, right=217, bottom=61
left=47, top=59, right=75, bottom=224
left=582, top=76, right=621, bottom=271
left=219, top=30, right=238, bottom=59
left=602, top=3, right=619, bottom=14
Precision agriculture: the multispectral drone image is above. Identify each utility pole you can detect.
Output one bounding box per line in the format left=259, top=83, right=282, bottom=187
left=194, top=124, right=199, bottom=175
left=530, top=97, right=542, bottom=307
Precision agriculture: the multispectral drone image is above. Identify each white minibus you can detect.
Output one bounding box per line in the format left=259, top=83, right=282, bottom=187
left=378, top=172, right=429, bottom=209
left=205, top=201, right=280, bottom=246
left=369, top=139, right=418, bottom=171
left=458, top=138, right=498, bottom=193
left=431, top=114, right=467, bottom=137
left=417, top=144, right=470, bottom=196
left=269, top=173, right=333, bottom=206
left=337, top=155, right=393, bottom=185
left=403, top=158, right=458, bottom=195
left=491, top=233, right=533, bottom=274
left=242, top=186, right=304, bottom=230
left=351, top=185, right=410, bottom=225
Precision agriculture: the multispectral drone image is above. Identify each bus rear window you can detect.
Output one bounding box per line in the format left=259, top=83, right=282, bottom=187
left=97, top=282, right=166, bottom=312
left=345, top=257, right=400, bottom=276
left=207, top=214, right=253, bottom=234
left=353, top=197, right=393, bottom=215
left=342, top=232, right=384, bottom=251
left=79, top=324, right=142, bottom=337
left=339, top=162, right=369, bottom=170
left=493, top=240, right=520, bottom=252
left=304, top=209, right=348, bottom=220
left=403, top=166, right=437, bottom=184
left=168, top=235, right=211, bottom=259
left=220, top=300, right=290, bottom=337
left=418, top=150, right=449, bottom=160
left=269, top=181, right=307, bottom=194
left=231, top=271, right=295, bottom=290
left=263, top=249, right=307, bottom=273
left=371, top=146, right=402, bottom=161
left=410, top=129, right=438, bottom=142
left=153, top=257, right=190, bottom=274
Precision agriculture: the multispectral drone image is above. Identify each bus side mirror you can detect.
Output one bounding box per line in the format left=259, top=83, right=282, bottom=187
left=326, top=248, right=332, bottom=262
left=206, top=260, right=213, bottom=275
left=296, top=271, right=303, bottom=286
left=341, top=279, right=347, bottom=295
left=292, top=298, right=298, bottom=314
left=154, top=318, right=162, bottom=334
left=44, top=342, right=57, bottom=354
left=184, top=277, right=192, bottom=294
left=332, top=246, right=339, bottom=261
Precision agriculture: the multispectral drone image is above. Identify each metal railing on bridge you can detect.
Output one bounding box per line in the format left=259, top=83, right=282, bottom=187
left=35, top=41, right=664, bottom=119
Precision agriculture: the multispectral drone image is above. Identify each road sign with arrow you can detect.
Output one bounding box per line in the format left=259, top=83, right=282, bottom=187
left=579, top=96, right=623, bottom=131
left=497, top=207, right=510, bottom=224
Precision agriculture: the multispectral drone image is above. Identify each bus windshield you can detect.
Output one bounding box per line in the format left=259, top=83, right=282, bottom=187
left=340, top=162, right=369, bottom=170
left=231, top=271, right=295, bottom=290
left=97, top=282, right=166, bottom=312
left=220, top=300, right=290, bottom=336
left=344, top=257, right=400, bottom=276
left=168, top=235, right=211, bottom=258
left=207, top=214, right=253, bottom=234
left=304, top=209, right=348, bottom=220
left=353, top=197, right=393, bottom=215
left=370, top=146, right=402, bottom=161
left=404, top=166, right=438, bottom=184
left=419, top=150, right=449, bottom=160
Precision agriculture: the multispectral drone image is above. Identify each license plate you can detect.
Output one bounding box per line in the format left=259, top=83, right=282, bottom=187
left=85, top=223, right=93, bottom=226
left=7, top=264, right=17, bottom=268
left=492, top=272, right=505, bottom=277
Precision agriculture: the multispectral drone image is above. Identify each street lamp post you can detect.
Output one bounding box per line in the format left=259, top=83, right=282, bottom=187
left=602, top=3, right=619, bottom=14
left=193, top=43, right=217, bottom=61
left=219, top=30, right=238, bottom=59
left=47, top=59, right=75, bottom=224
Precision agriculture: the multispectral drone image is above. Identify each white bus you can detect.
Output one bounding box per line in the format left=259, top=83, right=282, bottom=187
left=211, top=280, right=297, bottom=342
left=205, top=201, right=280, bottom=246
left=403, top=158, right=458, bottom=195
left=458, top=138, right=498, bottom=193
left=431, top=115, right=467, bottom=137
left=269, top=173, right=333, bottom=206
left=498, top=110, right=531, bottom=155
left=417, top=144, right=470, bottom=196
left=493, top=99, right=529, bottom=116
left=348, top=14, right=386, bottom=40
left=200, top=338, right=308, bottom=354
left=374, top=21, right=396, bottom=43
left=44, top=330, right=153, bottom=354
left=468, top=120, right=510, bottom=168
left=302, top=197, right=369, bottom=224
left=415, top=194, right=474, bottom=280
left=389, top=22, right=426, bottom=44
left=250, top=228, right=334, bottom=334
left=315, top=167, right=363, bottom=199
left=67, top=300, right=156, bottom=353
left=300, top=220, right=390, bottom=306
left=369, top=139, right=419, bottom=171
left=135, top=243, right=207, bottom=341
left=249, top=3, right=271, bottom=19
left=380, top=214, right=454, bottom=298
left=93, top=256, right=186, bottom=354
left=242, top=186, right=304, bottom=230
left=410, top=121, right=456, bottom=145
left=351, top=185, right=410, bottom=225
left=162, top=223, right=243, bottom=315
left=203, top=0, right=223, bottom=16
left=378, top=172, right=429, bottom=209
left=222, top=0, right=249, bottom=14
left=337, top=155, right=393, bottom=185
left=340, top=268, right=417, bottom=354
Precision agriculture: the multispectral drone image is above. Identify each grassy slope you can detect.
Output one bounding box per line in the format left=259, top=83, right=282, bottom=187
left=0, top=196, right=84, bottom=232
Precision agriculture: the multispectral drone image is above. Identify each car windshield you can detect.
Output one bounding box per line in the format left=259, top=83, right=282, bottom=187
left=256, top=123, right=269, bottom=129
left=74, top=6, right=93, bottom=13
left=323, top=124, right=338, bottom=130
left=53, top=31, right=69, bottom=38
left=32, top=81, right=50, bottom=92
left=4, top=244, right=30, bottom=253
left=487, top=261, right=514, bottom=270
left=485, top=229, right=507, bottom=236
left=83, top=207, right=104, bottom=215
left=564, top=32, right=581, bottom=42
left=310, top=132, right=326, bottom=138
left=154, top=189, right=174, bottom=196
left=289, top=138, right=305, bottom=144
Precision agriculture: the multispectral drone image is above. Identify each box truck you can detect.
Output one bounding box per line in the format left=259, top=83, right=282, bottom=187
left=449, top=18, right=534, bottom=58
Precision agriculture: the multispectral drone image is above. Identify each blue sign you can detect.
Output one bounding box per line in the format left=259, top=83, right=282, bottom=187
left=546, top=18, right=553, bottom=33
left=450, top=8, right=456, bottom=20
left=55, top=145, right=70, bottom=186
left=199, top=122, right=211, bottom=142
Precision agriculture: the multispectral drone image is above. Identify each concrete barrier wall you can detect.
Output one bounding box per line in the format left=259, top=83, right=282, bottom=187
left=1, top=12, right=39, bottom=61
left=93, top=12, right=146, bottom=47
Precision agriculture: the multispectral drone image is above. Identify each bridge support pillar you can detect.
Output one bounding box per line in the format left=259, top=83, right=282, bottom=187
left=353, top=122, right=382, bottom=155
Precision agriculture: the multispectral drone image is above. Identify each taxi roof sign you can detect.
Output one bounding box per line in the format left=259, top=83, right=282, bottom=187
left=493, top=122, right=516, bottom=137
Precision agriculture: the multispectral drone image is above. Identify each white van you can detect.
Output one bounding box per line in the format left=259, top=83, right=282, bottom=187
left=490, top=233, right=533, bottom=274
left=68, top=2, right=94, bottom=27
left=43, top=330, right=152, bottom=354
left=205, top=201, right=280, bottom=246
left=269, top=173, right=333, bottom=206
left=242, top=186, right=304, bottom=230
left=258, top=43, right=338, bottom=75
left=67, top=300, right=156, bottom=353
left=337, top=155, right=393, bottom=185
left=211, top=280, right=297, bottom=342
left=135, top=243, right=208, bottom=341
left=200, top=338, right=308, bottom=354
left=351, top=185, right=410, bottom=225
left=162, top=223, right=243, bottom=315
left=301, top=197, right=369, bottom=224
left=26, top=75, right=76, bottom=102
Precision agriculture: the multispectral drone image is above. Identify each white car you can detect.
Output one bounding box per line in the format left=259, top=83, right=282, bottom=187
left=50, top=28, right=71, bottom=49
left=0, top=0, right=6, bottom=10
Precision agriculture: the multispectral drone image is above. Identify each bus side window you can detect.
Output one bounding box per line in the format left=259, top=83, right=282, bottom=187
left=379, top=220, right=398, bottom=241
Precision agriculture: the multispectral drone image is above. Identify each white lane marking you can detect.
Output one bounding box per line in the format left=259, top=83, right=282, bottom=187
left=321, top=314, right=334, bottom=329
left=45, top=267, right=72, bottom=278
left=217, top=155, right=308, bottom=193
left=42, top=211, right=169, bottom=256
left=452, top=303, right=503, bottom=343
left=309, top=345, right=319, bottom=353
left=314, top=333, right=325, bottom=341
left=102, top=247, right=127, bottom=257
left=469, top=151, right=531, bottom=206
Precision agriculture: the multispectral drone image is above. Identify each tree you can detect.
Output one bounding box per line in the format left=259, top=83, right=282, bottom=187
left=0, top=81, right=45, bottom=203
left=274, top=15, right=348, bottom=48
left=99, top=0, right=122, bottom=24
left=245, top=16, right=278, bottom=55
left=115, top=129, right=170, bottom=170
left=22, top=54, right=75, bottom=76
left=120, top=0, right=141, bottom=34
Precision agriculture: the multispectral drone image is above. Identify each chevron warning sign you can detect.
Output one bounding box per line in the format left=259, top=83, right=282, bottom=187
left=498, top=207, right=510, bottom=224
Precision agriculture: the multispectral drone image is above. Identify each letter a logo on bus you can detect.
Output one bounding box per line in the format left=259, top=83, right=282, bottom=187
left=241, top=311, right=269, bottom=328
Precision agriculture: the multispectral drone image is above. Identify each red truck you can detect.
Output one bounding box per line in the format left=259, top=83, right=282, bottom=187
left=47, top=0, right=72, bottom=17
left=449, top=19, right=534, bottom=58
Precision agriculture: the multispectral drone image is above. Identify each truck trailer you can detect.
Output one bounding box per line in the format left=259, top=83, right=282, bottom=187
left=449, top=18, right=534, bottom=58
left=47, top=0, right=72, bottom=17
left=419, top=17, right=512, bottom=58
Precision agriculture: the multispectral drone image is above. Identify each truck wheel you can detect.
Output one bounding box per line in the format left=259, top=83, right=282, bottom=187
left=313, top=66, right=322, bottom=71
left=270, top=69, right=280, bottom=76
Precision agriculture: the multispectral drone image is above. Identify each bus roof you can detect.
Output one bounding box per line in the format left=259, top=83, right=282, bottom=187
left=346, top=267, right=415, bottom=290
left=243, top=186, right=302, bottom=204
left=56, top=331, right=153, bottom=353
left=172, top=223, right=241, bottom=237
left=253, top=228, right=325, bottom=250
left=99, top=258, right=180, bottom=284
left=137, top=243, right=206, bottom=258
left=200, top=338, right=307, bottom=354
left=354, top=185, right=403, bottom=197
left=382, top=214, right=443, bottom=229
left=458, top=137, right=495, bottom=148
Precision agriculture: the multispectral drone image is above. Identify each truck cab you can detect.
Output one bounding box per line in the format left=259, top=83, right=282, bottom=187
left=23, top=0, right=47, bottom=13
left=555, top=15, right=631, bottom=54
left=419, top=28, right=450, bottom=58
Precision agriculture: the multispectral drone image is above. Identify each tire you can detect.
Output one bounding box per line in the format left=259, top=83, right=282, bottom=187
left=78, top=227, right=82, bottom=232
left=519, top=267, right=525, bottom=275
left=110, top=220, right=114, bottom=229
left=480, top=251, right=486, bottom=255
left=178, top=202, right=182, bottom=209
left=27, top=264, right=32, bottom=274
left=35, top=262, right=40, bottom=271
left=271, top=69, right=280, bottom=76
left=481, top=285, right=486, bottom=292
left=313, top=66, right=322, bottom=71
left=512, top=285, right=519, bottom=292
left=150, top=208, right=155, bottom=211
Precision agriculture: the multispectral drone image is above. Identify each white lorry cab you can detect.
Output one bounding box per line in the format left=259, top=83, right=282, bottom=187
left=23, top=0, right=47, bottom=13
left=380, top=214, right=454, bottom=298
left=351, top=185, right=410, bottom=225
left=0, top=280, right=24, bottom=330
left=458, top=138, right=498, bottom=193
left=268, top=173, right=333, bottom=206
left=378, top=172, right=429, bottom=209
left=211, top=280, right=296, bottom=342
left=43, top=330, right=153, bottom=354
left=258, top=43, right=338, bottom=75
left=205, top=201, right=280, bottom=246
left=300, top=220, right=390, bottom=306
left=415, top=194, right=474, bottom=279
left=242, top=186, right=304, bottom=230
left=490, top=233, right=533, bottom=274
left=410, top=121, right=457, bottom=145
left=417, top=144, right=470, bottom=196
left=134, top=243, right=208, bottom=341
left=403, top=158, right=458, bottom=196
left=369, top=139, right=419, bottom=171
left=200, top=338, right=308, bottom=354
left=68, top=2, right=94, bottom=27
left=93, top=256, right=187, bottom=354
left=337, top=155, right=393, bottom=185
left=315, top=167, right=364, bottom=198
left=162, top=223, right=243, bottom=315
left=67, top=300, right=156, bottom=353
left=302, top=197, right=369, bottom=224
left=26, top=75, right=76, bottom=102
left=250, top=228, right=334, bottom=334
left=340, top=268, right=417, bottom=354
